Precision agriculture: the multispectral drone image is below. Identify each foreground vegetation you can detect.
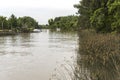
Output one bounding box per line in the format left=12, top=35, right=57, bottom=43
left=50, top=30, right=120, bottom=80
left=76, top=30, right=120, bottom=80
left=74, top=0, right=120, bottom=80
left=50, top=0, right=120, bottom=80
left=74, top=0, right=120, bottom=33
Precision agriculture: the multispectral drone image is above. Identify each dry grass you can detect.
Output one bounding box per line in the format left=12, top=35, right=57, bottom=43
left=50, top=30, right=120, bottom=80
left=78, top=30, right=120, bottom=80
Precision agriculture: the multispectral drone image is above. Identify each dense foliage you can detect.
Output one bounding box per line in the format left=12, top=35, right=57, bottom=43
left=74, top=0, right=120, bottom=33
left=48, top=15, right=78, bottom=31
left=0, top=14, right=39, bottom=32
left=17, top=16, right=39, bottom=32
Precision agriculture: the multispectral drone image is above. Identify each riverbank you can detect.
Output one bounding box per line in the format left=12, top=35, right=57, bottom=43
left=0, top=30, right=17, bottom=36
left=77, top=30, right=120, bottom=80
left=0, top=29, right=42, bottom=36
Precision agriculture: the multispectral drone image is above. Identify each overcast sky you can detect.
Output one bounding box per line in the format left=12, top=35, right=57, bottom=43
left=0, top=0, right=80, bottom=24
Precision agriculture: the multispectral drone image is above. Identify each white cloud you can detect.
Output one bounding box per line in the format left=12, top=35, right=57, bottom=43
left=1, top=0, right=79, bottom=9
left=0, top=0, right=80, bottom=24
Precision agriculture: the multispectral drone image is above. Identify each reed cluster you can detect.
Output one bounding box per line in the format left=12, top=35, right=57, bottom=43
left=78, top=30, right=120, bottom=80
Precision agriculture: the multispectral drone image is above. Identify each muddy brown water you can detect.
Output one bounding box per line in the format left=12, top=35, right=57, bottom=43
left=0, top=29, right=78, bottom=80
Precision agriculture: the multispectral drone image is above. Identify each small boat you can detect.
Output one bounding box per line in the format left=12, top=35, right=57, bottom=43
left=33, top=29, right=41, bottom=33
left=56, top=28, right=60, bottom=31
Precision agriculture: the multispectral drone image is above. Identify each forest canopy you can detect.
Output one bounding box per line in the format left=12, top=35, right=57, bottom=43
left=74, top=0, right=120, bottom=33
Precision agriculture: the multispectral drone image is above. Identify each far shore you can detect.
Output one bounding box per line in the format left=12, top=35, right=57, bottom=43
left=0, top=30, right=17, bottom=36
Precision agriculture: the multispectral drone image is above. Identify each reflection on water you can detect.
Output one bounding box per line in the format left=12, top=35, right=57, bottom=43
left=0, top=29, right=78, bottom=80
left=0, top=33, right=32, bottom=56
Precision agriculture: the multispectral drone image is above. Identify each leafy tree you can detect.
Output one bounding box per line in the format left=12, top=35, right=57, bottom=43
left=48, top=15, right=78, bottom=31
left=0, top=14, right=39, bottom=32
left=74, top=0, right=92, bottom=29
left=108, top=0, right=120, bottom=33
left=8, top=14, right=18, bottom=29
left=0, top=16, right=7, bottom=30
left=18, top=16, right=39, bottom=32
left=90, top=0, right=115, bottom=33
left=75, top=0, right=120, bottom=33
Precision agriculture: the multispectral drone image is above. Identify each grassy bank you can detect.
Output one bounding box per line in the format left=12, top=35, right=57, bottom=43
left=50, top=30, right=120, bottom=80
left=77, top=30, right=120, bottom=80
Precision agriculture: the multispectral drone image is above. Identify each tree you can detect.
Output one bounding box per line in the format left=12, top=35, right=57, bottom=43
left=108, top=0, right=120, bottom=33
left=90, top=0, right=115, bottom=33
left=8, top=14, right=18, bottom=29
left=48, top=19, right=54, bottom=25
left=17, top=16, right=39, bottom=32
left=48, top=15, right=78, bottom=31
left=0, top=14, right=39, bottom=33
left=75, top=0, right=120, bottom=33
left=0, top=16, right=7, bottom=30
left=74, top=0, right=92, bottom=29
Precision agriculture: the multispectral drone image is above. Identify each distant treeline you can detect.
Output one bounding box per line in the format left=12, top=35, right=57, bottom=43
left=48, top=15, right=78, bottom=31
left=74, top=0, right=120, bottom=33
left=0, top=14, right=39, bottom=32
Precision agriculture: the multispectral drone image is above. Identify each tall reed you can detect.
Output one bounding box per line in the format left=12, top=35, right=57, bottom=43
left=50, top=30, right=120, bottom=80
left=78, top=30, right=120, bottom=80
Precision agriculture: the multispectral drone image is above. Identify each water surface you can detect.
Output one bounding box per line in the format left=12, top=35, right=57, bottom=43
left=0, top=29, right=78, bottom=80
